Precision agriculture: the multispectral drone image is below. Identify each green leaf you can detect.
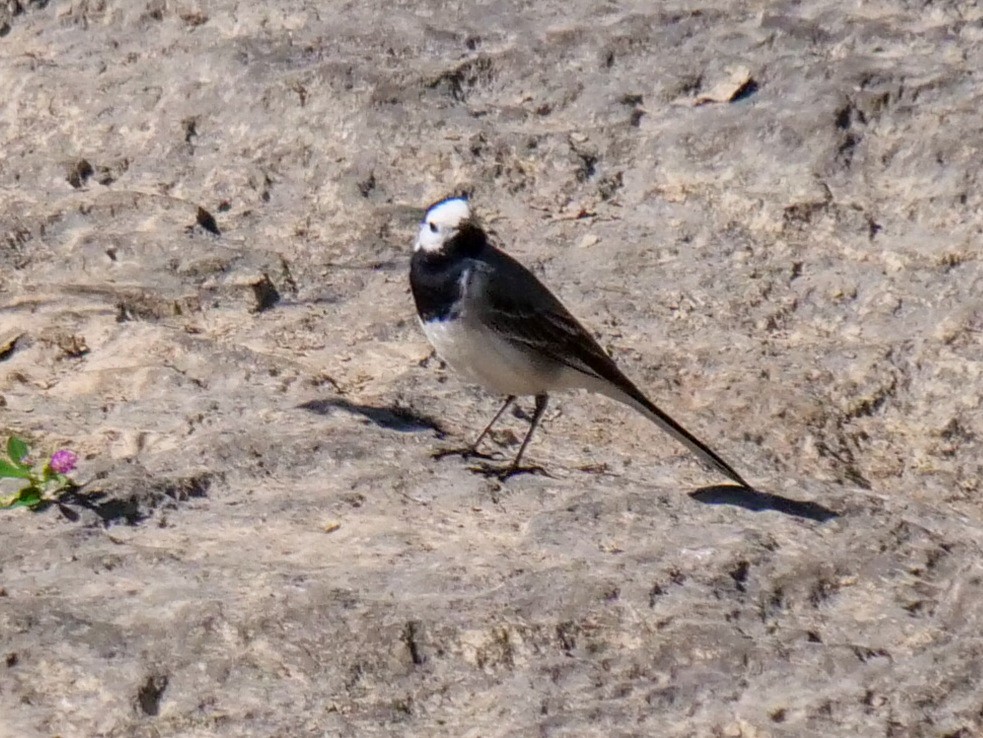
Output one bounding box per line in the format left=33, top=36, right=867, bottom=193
left=7, top=436, right=29, bottom=463
left=0, top=459, right=32, bottom=479
left=7, top=487, right=43, bottom=509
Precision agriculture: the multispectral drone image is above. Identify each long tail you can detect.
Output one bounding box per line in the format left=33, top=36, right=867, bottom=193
left=595, top=379, right=751, bottom=488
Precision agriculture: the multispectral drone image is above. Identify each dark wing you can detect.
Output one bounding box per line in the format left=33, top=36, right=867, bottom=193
left=466, top=245, right=751, bottom=488
left=466, top=245, right=635, bottom=388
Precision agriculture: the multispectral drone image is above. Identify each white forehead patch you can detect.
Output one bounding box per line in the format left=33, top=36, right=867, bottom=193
left=414, top=197, right=472, bottom=253
left=426, top=197, right=471, bottom=227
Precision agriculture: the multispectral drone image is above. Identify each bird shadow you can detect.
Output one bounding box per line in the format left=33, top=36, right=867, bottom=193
left=298, top=398, right=447, bottom=436
left=689, top=484, right=839, bottom=522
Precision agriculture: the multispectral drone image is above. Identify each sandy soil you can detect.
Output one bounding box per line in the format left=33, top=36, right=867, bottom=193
left=1, top=1, right=982, bottom=736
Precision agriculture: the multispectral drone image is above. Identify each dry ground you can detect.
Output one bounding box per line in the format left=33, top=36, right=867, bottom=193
left=1, top=1, right=982, bottom=736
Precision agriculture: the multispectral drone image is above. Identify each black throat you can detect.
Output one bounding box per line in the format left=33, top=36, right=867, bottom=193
left=409, top=223, right=488, bottom=322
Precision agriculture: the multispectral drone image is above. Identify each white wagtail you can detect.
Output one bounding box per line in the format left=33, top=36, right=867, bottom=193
left=409, top=196, right=750, bottom=487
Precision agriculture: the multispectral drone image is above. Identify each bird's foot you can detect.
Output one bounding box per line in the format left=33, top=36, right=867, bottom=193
left=467, top=462, right=552, bottom=481
left=431, top=446, right=500, bottom=462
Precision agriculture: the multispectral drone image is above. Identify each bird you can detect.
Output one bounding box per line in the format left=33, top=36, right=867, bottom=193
left=408, top=195, right=750, bottom=487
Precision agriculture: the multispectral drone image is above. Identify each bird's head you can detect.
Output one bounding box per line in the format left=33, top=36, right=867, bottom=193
left=414, top=196, right=474, bottom=254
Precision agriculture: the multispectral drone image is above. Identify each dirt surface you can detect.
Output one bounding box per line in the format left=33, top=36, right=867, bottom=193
left=2, top=1, right=982, bottom=736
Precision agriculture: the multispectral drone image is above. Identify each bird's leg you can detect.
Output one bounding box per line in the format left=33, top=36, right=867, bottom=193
left=432, top=395, right=515, bottom=461
left=470, top=395, right=516, bottom=452
left=510, top=393, right=548, bottom=470
left=487, top=393, right=550, bottom=480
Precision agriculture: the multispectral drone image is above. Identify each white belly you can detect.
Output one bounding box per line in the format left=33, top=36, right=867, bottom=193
left=421, top=318, right=562, bottom=396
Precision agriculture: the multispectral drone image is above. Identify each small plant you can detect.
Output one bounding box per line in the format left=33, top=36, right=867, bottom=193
left=0, top=435, right=78, bottom=510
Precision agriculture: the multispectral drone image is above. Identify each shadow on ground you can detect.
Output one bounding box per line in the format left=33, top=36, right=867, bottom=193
left=690, top=485, right=839, bottom=522
left=299, top=397, right=447, bottom=436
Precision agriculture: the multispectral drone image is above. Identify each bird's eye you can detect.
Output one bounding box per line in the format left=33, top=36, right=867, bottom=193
left=428, top=222, right=438, bottom=233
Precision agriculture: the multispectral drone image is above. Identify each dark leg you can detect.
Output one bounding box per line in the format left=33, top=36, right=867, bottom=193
left=500, top=393, right=549, bottom=479
left=433, top=395, right=515, bottom=460
left=470, top=395, right=516, bottom=452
